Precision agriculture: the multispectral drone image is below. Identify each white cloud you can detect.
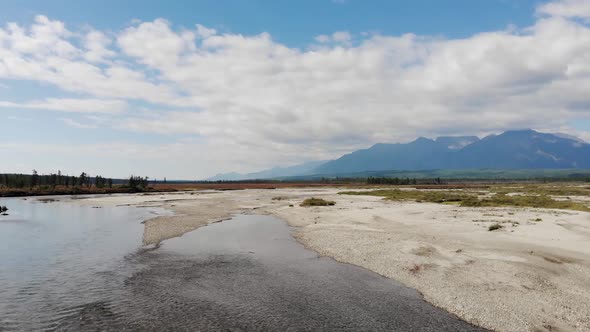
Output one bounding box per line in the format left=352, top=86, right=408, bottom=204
left=332, top=31, right=351, bottom=42
left=83, top=30, right=115, bottom=63
left=60, top=117, right=98, bottom=128
left=1, top=3, right=590, bottom=177
left=537, top=0, right=590, bottom=18
left=0, top=98, right=127, bottom=114
left=314, top=31, right=351, bottom=44
left=195, top=24, right=217, bottom=38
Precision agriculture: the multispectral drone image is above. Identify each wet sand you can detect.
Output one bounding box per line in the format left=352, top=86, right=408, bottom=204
left=82, top=188, right=590, bottom=332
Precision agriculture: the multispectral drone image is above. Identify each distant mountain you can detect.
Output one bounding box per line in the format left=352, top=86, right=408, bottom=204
left=314, top=136, right=480, bottom=174
left=552, top=133, right=586, bottom=143
left=206, top=160, right=327, bottom=181
left=449, top=129, right=590, bottom=169
left=206, top=130, right=590, bottom=181
left=435, top=136, right=480, bottom=150
left=314, top=130, right=590, bottom=174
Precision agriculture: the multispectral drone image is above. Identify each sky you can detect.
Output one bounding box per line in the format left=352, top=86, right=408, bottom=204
left=1, top=0, right=590, bottom=179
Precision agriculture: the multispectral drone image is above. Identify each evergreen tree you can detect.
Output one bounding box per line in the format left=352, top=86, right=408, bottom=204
left=31, top=170, right=39, bottom=188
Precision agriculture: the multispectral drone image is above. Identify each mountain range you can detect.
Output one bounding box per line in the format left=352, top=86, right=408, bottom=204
left=206, top=130, right=590, bottom=180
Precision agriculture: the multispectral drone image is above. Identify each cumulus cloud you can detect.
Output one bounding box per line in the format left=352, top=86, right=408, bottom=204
left=195, top=24, right=217, bottom=38
left=1, top=1, right=590, bottom=177
left=314, top=31, right=352, bottom=44
left=537, top=0, right=590, bottom=18
left=83, top=30, right=115, bottom=63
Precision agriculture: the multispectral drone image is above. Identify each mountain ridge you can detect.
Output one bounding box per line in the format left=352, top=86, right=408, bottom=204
left=206, top=130, right=589, bottom=180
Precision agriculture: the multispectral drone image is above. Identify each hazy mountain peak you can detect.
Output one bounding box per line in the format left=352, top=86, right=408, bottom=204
left=314, top=130, right=590, bottom=175
left=435, top=136, right=480, bottom=150
left=553, top=133, right=586, bottom=143
left=209, top=130, right=590, bottom=180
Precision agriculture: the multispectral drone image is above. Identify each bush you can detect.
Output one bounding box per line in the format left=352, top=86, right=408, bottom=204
left=488, top=223, right=503, bottom=231
left=340, top=189, right=590, bottom=212
left=300, top=198, right=336, bottom=207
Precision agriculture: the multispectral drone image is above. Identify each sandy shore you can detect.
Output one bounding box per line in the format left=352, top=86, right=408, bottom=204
left=82, top=188, right=590, bottom=332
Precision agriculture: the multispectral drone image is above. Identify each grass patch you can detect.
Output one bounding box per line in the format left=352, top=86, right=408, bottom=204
left=340, top=189, right=590, bottom=212
left=340, top=189, right=472, bottom=204
left=488, top=223, right=503, bottom=231
left=462, top=194, right=590, bottom=211
left=300, top=197, right=336, bottom=207
left=491, top=184, right=590, bottom=197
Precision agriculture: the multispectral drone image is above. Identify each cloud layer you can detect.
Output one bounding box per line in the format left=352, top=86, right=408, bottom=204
left=1, top=0, right=590, bottom=177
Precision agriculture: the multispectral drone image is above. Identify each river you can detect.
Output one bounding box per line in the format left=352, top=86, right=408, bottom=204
left=0, top=196, right=485, bottom=331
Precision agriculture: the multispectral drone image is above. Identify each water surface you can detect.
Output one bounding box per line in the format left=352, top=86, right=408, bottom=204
left=0, top=198, right=485, bottom=331
left=0, top=196, right=163, bottom=331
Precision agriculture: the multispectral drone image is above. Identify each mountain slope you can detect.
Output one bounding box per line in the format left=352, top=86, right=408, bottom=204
left=206, top=130, right=590, bottom=180
left=451, top=130, right=590, bottom=169
left=313, top=130, right=590, bottom=174
left=314, top=136, right=480, bottom=174
left=207, top=160, right=327, bottom=181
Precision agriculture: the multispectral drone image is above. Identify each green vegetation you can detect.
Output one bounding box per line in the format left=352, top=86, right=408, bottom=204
left=300, top=198, right=336, bottom=207
left=340, top=188, right=590, bottom=212
left=0, top=171, right=155, bottom=197
left=461, top=194, right=590, bottom=211
left=126, top=175, right=149, bottom=191
left=488, top=223, right=503, bottom=231
left=0, top=170, right=114, bottom=189
left=281, top=169, right=590, bottom=182
left=340, top=189, right=472, bottom=204
left=491, top=184, right=590, bottom=196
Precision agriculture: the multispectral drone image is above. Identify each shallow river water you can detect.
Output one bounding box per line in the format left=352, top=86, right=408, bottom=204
left=0, top=196, right=486, bottom=331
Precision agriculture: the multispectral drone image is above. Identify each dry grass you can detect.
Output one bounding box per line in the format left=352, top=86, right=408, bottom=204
left=340, top=186, right=590, bottom=212
left=300, top=197, right=336, bottom=207
left=488, top=223, right=503, bottom=231
left=491, top=184, right=590, bottom=197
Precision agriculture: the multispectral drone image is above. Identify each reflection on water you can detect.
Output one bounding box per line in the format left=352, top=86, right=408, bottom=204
left=0, top=197, right=163, bottom=331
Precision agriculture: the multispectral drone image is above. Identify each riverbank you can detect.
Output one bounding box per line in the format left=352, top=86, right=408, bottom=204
left=0, top=182, right=356, bottom=197
left=80, top=187, right=590, bottom=332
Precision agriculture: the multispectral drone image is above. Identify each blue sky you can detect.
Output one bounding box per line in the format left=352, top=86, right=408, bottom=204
left=0, top=0, right=589, bottom=179
left=0, top=0, right=540, bottom=42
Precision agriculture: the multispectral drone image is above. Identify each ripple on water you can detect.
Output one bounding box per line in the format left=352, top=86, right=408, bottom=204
left=1, top=203, right=486, bottom=331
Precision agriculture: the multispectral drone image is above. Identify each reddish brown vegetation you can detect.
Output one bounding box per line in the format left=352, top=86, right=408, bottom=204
left=151, top=182, right=349, bottom=191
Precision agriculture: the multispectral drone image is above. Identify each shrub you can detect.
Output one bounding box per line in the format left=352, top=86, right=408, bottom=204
left=300, top=198, right=336, bottom=207
left=340, top=189, right=590, bottom=212
left=488, top=223, right=503, bottom=231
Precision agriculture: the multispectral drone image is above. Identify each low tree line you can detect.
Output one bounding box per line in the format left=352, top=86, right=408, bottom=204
left=0, top=171, right=156, bottom=192
left=126, top=175, right=149, bottom=190
left=0, top=170, right=116, bottom=189
left=366, top=176, right=447, bottom=185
